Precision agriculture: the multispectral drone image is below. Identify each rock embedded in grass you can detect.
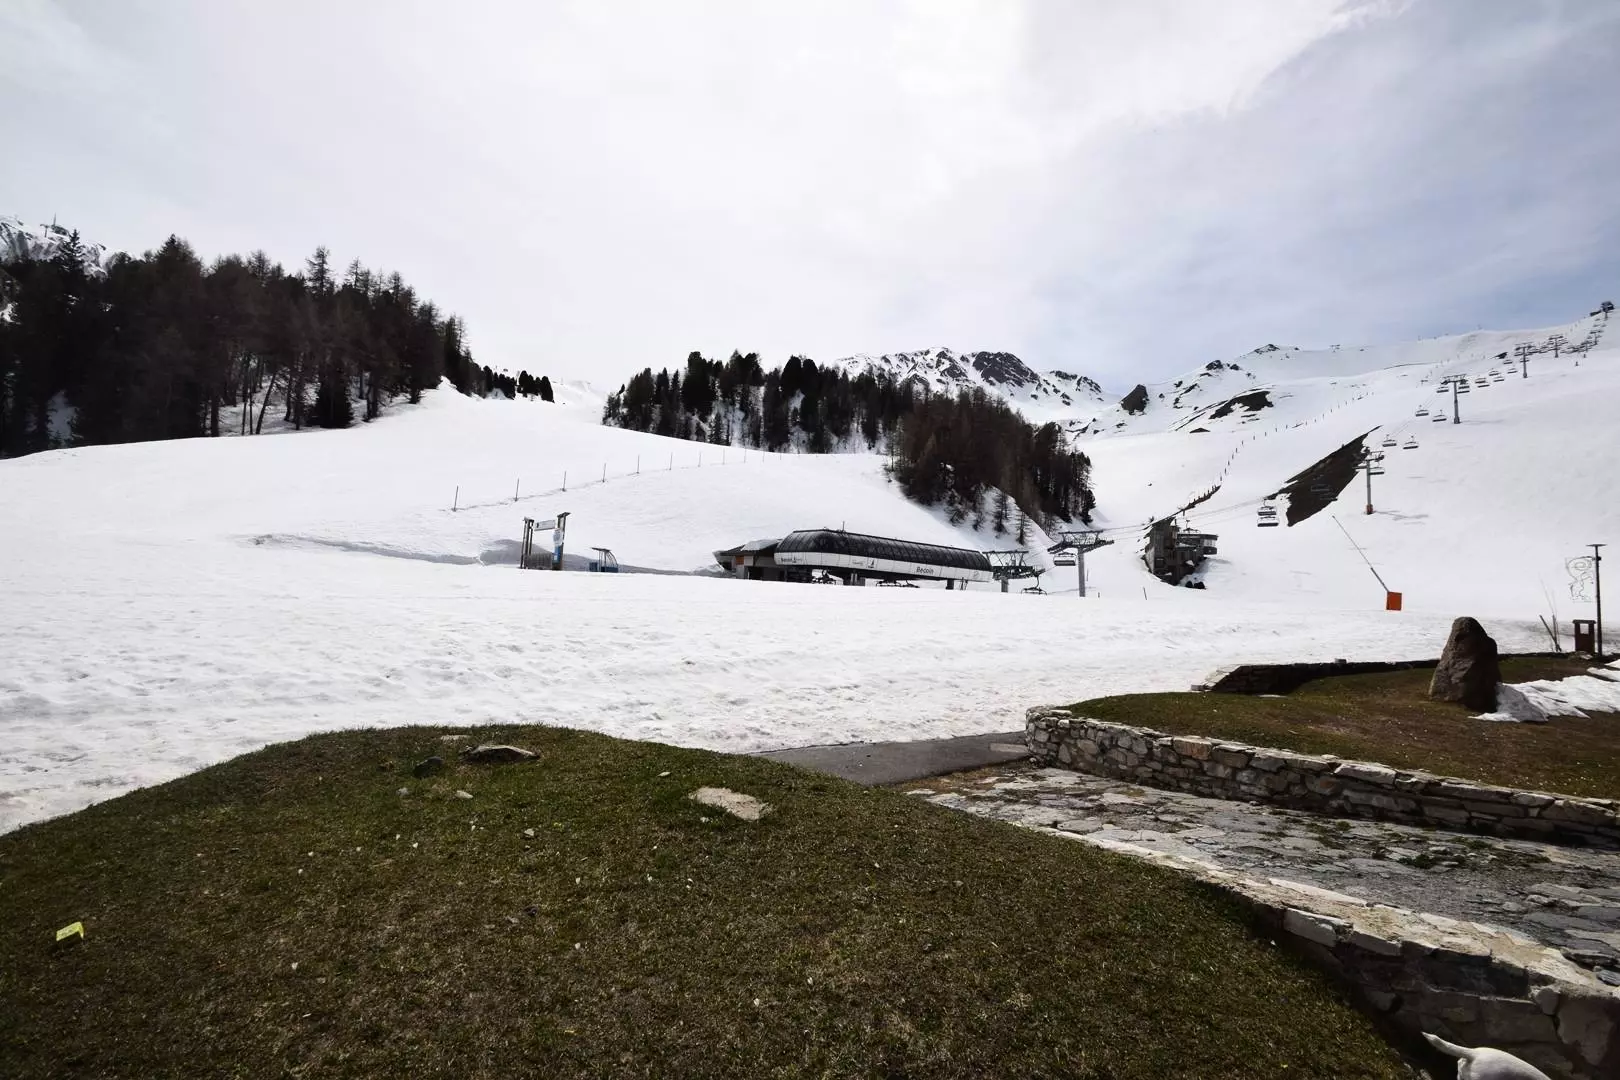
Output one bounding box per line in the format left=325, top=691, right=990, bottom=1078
left=412, top=756, right=446, bottom=779
left=688, top=787, right=770, bottom=821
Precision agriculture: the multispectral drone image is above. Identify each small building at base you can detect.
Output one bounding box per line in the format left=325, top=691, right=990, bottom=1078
left=713, top=538, right=800, bottom=582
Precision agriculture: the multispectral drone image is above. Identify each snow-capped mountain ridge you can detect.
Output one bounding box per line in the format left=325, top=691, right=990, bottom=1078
left=0, top=216, right=106, bottom=274
left=829, top=347, right=1110, bottom=425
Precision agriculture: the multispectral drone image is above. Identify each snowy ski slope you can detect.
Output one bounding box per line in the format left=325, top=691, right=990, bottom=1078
left=1073, top=310, right=1619, bottom=615
left=1, top=309, right=1613, bottom=832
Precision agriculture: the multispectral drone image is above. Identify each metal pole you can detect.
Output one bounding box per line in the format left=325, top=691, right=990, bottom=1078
left=1593, top=543, right=1607, bottom=659
left=1364, top=460, right=1373, bottom=515
left=1077, top=545, right=1086, bottom=597
left=1452, top=380, right=1459, bottom=424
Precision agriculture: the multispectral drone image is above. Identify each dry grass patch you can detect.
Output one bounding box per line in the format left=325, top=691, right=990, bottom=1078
left=0, top=726, right=1410, bottom=1079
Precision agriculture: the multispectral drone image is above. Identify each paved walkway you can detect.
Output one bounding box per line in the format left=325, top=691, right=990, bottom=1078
left=907, top=763, right=1620, bottom=976
left=757, top=731, right=1028, bottom=786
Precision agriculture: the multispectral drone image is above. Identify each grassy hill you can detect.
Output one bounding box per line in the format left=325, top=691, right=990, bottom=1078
left=0, top=726, right=1409, bottom=1079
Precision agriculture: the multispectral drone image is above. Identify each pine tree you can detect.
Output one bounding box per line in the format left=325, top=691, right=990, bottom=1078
left=538, top=375, right=554, bottom=402
left=311, top=363, right=354, bottom=428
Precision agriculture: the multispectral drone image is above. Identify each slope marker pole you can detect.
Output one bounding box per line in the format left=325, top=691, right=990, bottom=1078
left=1592, top=543, right=1607, bottom=660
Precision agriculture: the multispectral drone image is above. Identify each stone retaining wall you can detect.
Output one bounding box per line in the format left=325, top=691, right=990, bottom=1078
left=1207, top=659, right=1435, bottom=694
left=1025, top=708, right=1620, bottom=848
left=1171, top=857, right=1620, bottom=1079
left=1203, top=652, right=1569, bottom=695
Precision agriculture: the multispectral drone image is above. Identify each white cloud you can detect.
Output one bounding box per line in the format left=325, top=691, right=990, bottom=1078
left=1, top=0, right=1614, bottom=390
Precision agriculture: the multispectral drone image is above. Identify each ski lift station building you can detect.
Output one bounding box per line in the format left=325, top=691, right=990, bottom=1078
left=714, top=529, right=994, bottom=588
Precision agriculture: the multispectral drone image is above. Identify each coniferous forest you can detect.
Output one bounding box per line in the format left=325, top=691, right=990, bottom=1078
left=602, top=352, right=1095, bottom=529
left=0, top=230, right=552, bottom=458
left=2, top=225, right=1091, bottom=533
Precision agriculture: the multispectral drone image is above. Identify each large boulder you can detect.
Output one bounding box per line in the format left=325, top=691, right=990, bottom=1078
left=1429, top=617, right=1500, bottom=711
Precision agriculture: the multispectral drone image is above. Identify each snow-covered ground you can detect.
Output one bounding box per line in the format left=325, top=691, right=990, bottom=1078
left=2, top=309, right=1614, bottom=833
left=1073, top=311, right=1620, bottom=618
left=1, top=542, right=1535, bottom=833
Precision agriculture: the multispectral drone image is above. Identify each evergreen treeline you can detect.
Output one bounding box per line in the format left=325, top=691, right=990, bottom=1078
left=893, top=389, right=1096, bottom=532
left=603, top=351, right=1094, bottom=529
left=0, top=231, right=551, bottom=457
left=602, top=351, right=914, bottom=453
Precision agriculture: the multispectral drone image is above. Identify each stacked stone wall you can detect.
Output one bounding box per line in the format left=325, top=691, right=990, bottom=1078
left=1026, top=709, right=1620, bottom=849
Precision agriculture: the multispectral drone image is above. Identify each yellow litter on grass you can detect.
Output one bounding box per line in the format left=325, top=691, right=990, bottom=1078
left=55, top=921, right=84, bottom=943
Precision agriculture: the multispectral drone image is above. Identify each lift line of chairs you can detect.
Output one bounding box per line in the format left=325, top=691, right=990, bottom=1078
left=1254, top=341, right=1543, bottom=531
left=1256, top=445, right=1408, bottom=529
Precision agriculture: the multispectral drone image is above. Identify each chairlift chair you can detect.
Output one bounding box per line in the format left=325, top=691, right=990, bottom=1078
left=1402, top=437, right=1418, bottom=450
left=1381, top=435, right=1397, bottom=447
left=1415, top=407, right=1429, bottom=417
left=1431, top=413, right=1448, bottom=422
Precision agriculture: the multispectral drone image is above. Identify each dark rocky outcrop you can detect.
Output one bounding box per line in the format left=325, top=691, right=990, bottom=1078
left=1120, top=384, right=1150, bottom=414
left=967, top=350, right=1040, bottom=388
left=1429, top=617, right=1500, bottom=711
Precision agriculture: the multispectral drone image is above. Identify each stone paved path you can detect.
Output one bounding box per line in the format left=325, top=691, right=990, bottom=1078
left=908, top=764, right=1620, bottom=977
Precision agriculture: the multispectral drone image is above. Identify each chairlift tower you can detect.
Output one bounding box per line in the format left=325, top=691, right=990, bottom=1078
left=1358, top=450, right=1386, bottom=515
left=1439, top=375, right=1467, bottom=423
left=1514, top=341, right=1534, bottom=379
left=1049, top=529, right=1113, bottom=598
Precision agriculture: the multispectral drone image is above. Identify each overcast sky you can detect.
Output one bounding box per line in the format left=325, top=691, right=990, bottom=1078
left=3, top=0, right=1617, bottom=390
